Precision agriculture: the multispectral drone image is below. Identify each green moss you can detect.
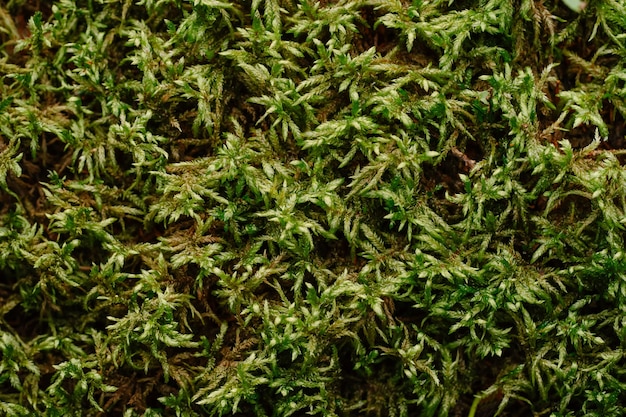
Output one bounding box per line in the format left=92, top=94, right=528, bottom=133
left=0, top=0, right=625, bottom=416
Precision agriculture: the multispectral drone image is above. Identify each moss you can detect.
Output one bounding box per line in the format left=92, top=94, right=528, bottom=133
left=0, top=1, right=625, bottom=416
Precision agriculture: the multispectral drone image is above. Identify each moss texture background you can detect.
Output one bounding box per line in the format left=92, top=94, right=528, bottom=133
left=1, top=0, right=626, bottom=416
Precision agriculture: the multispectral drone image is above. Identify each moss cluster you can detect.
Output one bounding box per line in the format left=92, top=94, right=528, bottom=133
left=1, top=0, right=625, bottom=416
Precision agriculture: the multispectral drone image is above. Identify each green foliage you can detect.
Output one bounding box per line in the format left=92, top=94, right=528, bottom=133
left=1, top=0, right=626, bottom=416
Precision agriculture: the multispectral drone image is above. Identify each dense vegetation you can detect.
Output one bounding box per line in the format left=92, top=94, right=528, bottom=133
left=1, top=0, right=625, bottom=416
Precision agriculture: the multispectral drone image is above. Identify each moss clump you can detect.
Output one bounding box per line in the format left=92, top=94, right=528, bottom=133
left=1, top=1, right=625, bottom=416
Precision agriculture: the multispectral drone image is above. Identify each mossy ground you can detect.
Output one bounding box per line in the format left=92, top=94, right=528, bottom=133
left=1, top=1, right=626, bottom=416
